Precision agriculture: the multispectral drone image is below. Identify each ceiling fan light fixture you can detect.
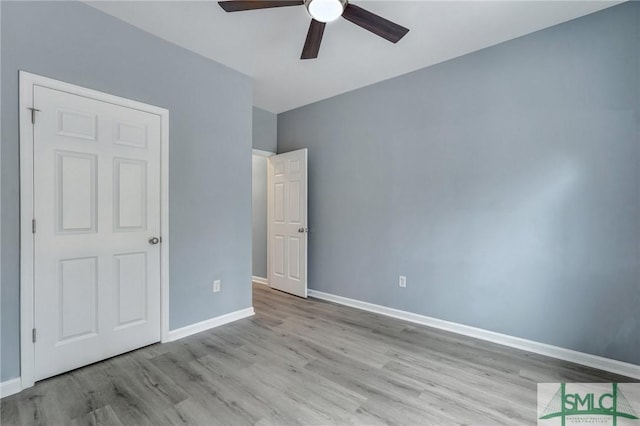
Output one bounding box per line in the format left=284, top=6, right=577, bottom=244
left=218, top=0, right=409, bottom=60
left=305, top=0, right=346, bottom=23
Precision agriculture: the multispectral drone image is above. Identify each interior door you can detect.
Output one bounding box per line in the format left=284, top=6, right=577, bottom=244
left=33, top=85, right=162, bottom=381
left=268, top=149, right=308, bottom=297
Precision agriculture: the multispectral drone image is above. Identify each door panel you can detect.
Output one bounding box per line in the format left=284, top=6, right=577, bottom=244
left=114, top=120, right=147, bottom=148
left=57, top=152, right=98, bottom=233
left=58, top=256, right=98, bottom=341
left=114, top=158, right=147, bottom=230
left=268, top=149, right=308, bottom=298
left=289, top=181, right=301, bottom=223
left=114, top=252, right=148, bottom=327
left=33, top=86, right=161, bottom=381
left=273, top=235, right=286, bottom=277
left=288, top=237, right=301, bottom=279
left=57, top=109, right=97, bottom=140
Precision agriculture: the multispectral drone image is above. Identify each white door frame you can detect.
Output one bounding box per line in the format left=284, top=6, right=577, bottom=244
left=252, top=149, right=275, bottom=158
left=19, top=71, right=170, bottom=391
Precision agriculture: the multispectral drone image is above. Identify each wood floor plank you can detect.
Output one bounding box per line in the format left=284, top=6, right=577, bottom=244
left=237, top=363, right=354, bottom=425
left=276, top=318, right=393, bottom=369
left=250, top=356, right=366, bottom=413
left=2, top=283, right=635, bottom=426
left=69, top=405, right=125, bottom=426
left=0, top=395, right=20, bottom=425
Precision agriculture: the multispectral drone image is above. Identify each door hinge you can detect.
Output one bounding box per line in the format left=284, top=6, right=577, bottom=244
left=27, top=107, right=40, bottom=124
left=32, top=219, right=36, bottom=234
left=32, top=328, right=36, bottom=343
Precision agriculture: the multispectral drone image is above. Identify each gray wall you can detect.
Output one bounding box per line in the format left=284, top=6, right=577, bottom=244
left=278, top=2, right=640, bottom=365
left=252, top=155, right=269, bottom=278
left=1, top=1, right=253, bottom=381
left=252, top=107, right=277, bottom=153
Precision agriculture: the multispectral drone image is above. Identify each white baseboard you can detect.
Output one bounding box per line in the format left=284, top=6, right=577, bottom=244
left=165, top=307, right=255, bottom=342
left=252, top=276, right=269, bottom=286
left=1, top=378, right=22, bottom=399
left=308, top=289, right=640, bottom=380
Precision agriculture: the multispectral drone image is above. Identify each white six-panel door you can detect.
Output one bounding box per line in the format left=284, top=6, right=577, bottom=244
left=268, top=149, right=308, bottom=298
left=32, top=85, right=162, bottom=381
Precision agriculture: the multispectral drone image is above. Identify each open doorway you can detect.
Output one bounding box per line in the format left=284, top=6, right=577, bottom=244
left=252, top=150, right=274, bottom=285
left=252, top=148, right=309, bottom=297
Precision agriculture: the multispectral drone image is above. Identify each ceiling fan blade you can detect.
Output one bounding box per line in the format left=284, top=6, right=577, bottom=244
left=301, top=19, right=326, bottom=60
left=342, top=3, right=409, bottom=43
left=218, top=1, right=303, bottom=12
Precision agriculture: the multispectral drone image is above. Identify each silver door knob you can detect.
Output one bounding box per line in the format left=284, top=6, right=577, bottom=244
left=298, top=228, right=307, bottom=233
left=148, top=236, right=160, bottom=245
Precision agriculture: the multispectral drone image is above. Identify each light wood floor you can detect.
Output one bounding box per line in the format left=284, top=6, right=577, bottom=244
left=1, top=283, right=634, bottom=425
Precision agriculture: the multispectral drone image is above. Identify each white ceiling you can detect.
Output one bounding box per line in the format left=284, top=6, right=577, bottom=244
left=88, top=1, right=622, bottom=113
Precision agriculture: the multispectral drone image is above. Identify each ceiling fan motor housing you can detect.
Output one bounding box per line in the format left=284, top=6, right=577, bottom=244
left=305, top=0, right=348, bottom=23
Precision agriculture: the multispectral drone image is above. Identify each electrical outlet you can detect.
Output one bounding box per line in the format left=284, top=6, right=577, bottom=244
left=399, top=275, right=407, bottom=288
left=213, top=280, right=221, bottom=293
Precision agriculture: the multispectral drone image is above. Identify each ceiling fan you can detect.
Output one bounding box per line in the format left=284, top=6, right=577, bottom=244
left=218, top=0, right=409, bottom=60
